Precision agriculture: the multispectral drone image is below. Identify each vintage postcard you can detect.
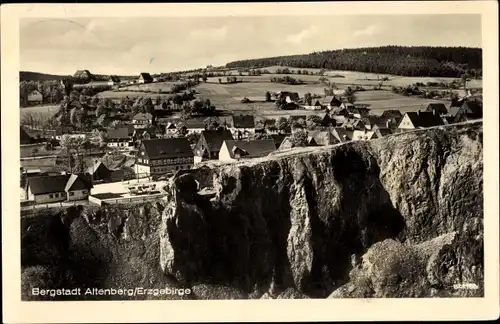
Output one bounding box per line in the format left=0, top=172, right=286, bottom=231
left=2, top=1, right=499, bottom=323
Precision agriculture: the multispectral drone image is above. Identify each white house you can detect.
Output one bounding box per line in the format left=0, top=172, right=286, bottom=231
left=397, top=111, right=445, bottom=130
left=132, top=113, right=153, bottom=129
left=229, top=115, right=256, bottom=140
left=219, top=139, right=276, bottom=162
left=27, top=90, right=43, bottom=104
left=25, top=174, right=93, bottom=204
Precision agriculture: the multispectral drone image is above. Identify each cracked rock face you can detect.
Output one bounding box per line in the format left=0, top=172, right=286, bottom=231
left=22, top=121, right=483, bottom=299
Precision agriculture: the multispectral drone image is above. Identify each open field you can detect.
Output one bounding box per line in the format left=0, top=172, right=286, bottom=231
left=96, top=90, right=172, bottom=101
left=20, top=105, right=59, bottom=119
left=260, top=66, right=483, bottom=88
left=117, top=81, right=181, bottom=92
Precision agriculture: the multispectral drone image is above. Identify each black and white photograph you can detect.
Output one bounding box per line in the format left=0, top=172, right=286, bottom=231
left=2, top=1, right=499, bottom=323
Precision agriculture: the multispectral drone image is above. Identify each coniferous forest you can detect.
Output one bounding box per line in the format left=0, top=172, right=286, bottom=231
left=226, top=46, right=482, bottom=78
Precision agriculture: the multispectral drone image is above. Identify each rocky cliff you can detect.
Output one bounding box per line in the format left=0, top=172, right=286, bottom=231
left=21, top=121, right=483, bottom=300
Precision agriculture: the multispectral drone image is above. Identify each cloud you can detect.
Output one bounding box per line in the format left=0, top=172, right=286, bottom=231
left=353, top=24, right=380, bottom=37
left=286, top=26, right=318, bottom=45
left=188, top=26, right=228, bottom=41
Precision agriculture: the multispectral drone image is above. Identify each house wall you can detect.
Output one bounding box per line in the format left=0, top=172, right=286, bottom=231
left=135, top=164, right=151, bottom=176
left=187, top=128, right=205, bottom=134
left=218, top=144, right=235, bottom=162
left=29, top=189, right=67, bottom=204
left=398, top=115, right=415, bottom=130
left=67, top=189, right=90, bottom=201
left=107, top=141, right=132, bottom=148
left=28, top=92, right=43, bottom=102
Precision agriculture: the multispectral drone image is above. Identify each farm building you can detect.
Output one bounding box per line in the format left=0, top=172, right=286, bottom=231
left=425, top=103, right=448, bottom=116
left=27, top=90, right=43, bottom=104
left=194, top=129, right=234, bottom=162
left=381, top=110, right=403, bottom=120
left=164, top=122, right=178, bottom=136
left=450, top=101, right=483, bottom=123
left=397, top=111, right=445, bottom=130
left=269, top=134, right=287, bottom=148
left=25, top=174, right=93, bottom=204
left=86, top=161, right=112, bottom=182
left=135, top=138, right=194, bottom=177
left=276, top=91, right=299, bottom=102
left=181, top=119, right=208, bottom=134
left=138, top=72, right=153, bottom=84
left=219, top=139, right=276, bottom=162
left=230, top=115, right=256, bottom=139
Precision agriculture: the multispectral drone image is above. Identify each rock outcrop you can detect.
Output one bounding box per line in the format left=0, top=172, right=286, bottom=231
left=21, top=121, right=483, bottom=299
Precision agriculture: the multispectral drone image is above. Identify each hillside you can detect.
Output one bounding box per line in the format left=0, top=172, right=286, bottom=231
left=21, top=121, right=483, bottom=300
left=19, top=71, right=71, bottom=81
left=226, top=46, right=482, bottom=78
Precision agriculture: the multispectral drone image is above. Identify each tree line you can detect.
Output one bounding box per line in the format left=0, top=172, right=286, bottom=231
left=226, top=46, right=482, bottom=78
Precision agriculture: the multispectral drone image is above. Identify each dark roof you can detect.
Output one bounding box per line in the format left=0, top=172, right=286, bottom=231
left=65, top=174, right=93, bottom=191
left=141, top=138, right=194, bottom=159
left=307, top=130, right=336, bottom=145
left=375, top=128, right=393, bottom=137
left=139, top=73, right=153, bottom=81
left=86, top=161, right=110, bottom=175
left=461, top=101, right=482, bottom=119
left=331, top=127, right=352, bottom=142
left=223, top=139, right=276, bottom=159
left=270, top=134, right=286, bottom=148
left=108, top=127, right=131, bottom=140
left=426, top=103, right=448, bottom=115
left=27, top=175, right=69, bottom=195
left=232, top=115, right=255, bottom=128
left=20, top=127, right=34, bottom=144
left=403, top=111, right=445, bottom=128
left=381, top=110, right=403, bottom=119
left=201, top=129, right=234, bottom=152
left=182, top=119, right=207, bottom=129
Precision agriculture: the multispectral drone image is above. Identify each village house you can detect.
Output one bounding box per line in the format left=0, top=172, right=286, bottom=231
left=425, top=103, right=448, bottom=116
left=330, top=127, right=353, bottom=143
left=307, top=130, right=338, bottom=146
left=27, top=89, right=43, bottom=105
left=138, top=72, right=153, bottom=84
left=278, top=135, right=317, bottom=150
left=73, top=70, right=93, bottom=83
left=20, top=127, right=35, bottom=145
left=321, top=95, right=343, bottom=110
left=194, top=129, right=234, bottom=163
left=219, top=139, right=276, bottom=162
left=25, top=174, right=93, bottom=204
left=303, top=100, right=324, bottom=111
left=341, top=104, right=370, bottom=119
left=132, top=113, right=154, bottom=129
left=53, top=125, right=78, bottom=140
left=108, top=75, right=121, bottom=86
left=229, top=114, right=256, bottom=139
left=164, top=122, right=178, bottom=137
left=397, top=111, right=445, bottom=130
left=374, top=127, right=394, bottom=138
left=181, top=119, right=207, bottom=135
left=135, top=138, right=194, bottom=177
left=270, top=134, right=287, bottom=148
left=352, top=130, right=377, bottom=141
left=263, top=119, right=279, bottom=134
left=86, top=161, right=112, bottom=183
left=106, top=127, right=134, bottom=149
left=276, top=91, right=300, bottom=103
left=450, top=101, right=483, bottom=123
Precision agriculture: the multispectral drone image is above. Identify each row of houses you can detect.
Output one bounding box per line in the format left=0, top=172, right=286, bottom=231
left=73, top=69, right=155, bottom=85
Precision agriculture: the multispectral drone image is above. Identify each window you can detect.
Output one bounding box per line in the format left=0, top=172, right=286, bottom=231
left=69, top=192, right=75, bottom=196
left=49, top=194, right=53, bottom=198
left=82, top=190, right=87, bottom=195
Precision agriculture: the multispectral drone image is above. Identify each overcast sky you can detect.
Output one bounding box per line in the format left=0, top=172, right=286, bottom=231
left=20, top=15, right=482, bottom=75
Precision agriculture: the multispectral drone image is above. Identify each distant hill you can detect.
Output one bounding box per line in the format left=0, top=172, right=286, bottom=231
left=226, top=46, right=482, bottom=78
left=20, top=71, right=72, bottom=81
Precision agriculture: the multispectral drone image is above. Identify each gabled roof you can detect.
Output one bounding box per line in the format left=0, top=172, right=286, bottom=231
left=426, top=103, right=448, bottom=115
left=231, top=115, right=255, bottom=128
left=461, top=101, right=482, bottom=119
left=86, top=161, right=110, bottom=175
left=307, top=130, right=337, bottom=145
left=223, top=139, right=276, bottom=159
left=65, top=174, right=93, bottom=192
left=139, top=73, right=153, bottom=81
left=27, top=175, right=70, bottom=195
left=402, top=111, right=445, bottom=128
left=20, top=127, right=34, bottom=144
left=381, top=109, right=403, bottom=119
left=200, top=129, right=234, bottom=152
left=141, top=138, right=194, bottom=159
left=352, top=130, right=377, bottom=141
left=330, top=127, right=352, bottom=142
left=270, top=134, right=286, bottom=148
left=133, top=113, right=153, bottom=121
